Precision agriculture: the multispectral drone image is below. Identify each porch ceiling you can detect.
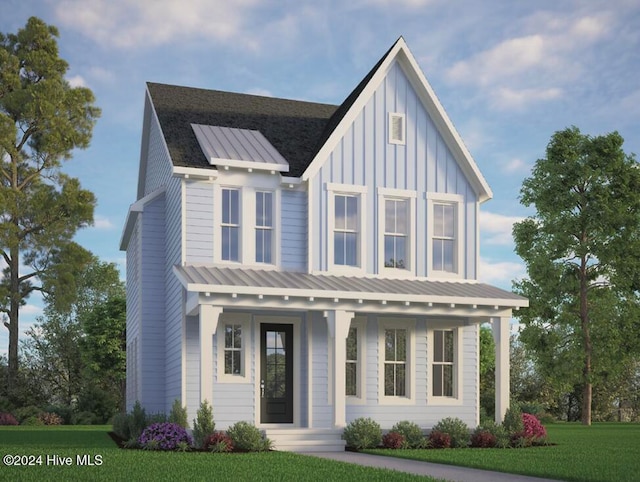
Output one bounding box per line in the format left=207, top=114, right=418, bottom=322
left=174, top=265, right=527, bottom=315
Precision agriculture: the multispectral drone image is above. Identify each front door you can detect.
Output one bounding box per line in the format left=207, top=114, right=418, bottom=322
left=260, top=323, right=294, bottom=424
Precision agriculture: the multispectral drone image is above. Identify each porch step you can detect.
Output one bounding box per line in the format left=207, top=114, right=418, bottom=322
left=264, top=428, right=346, bottom=453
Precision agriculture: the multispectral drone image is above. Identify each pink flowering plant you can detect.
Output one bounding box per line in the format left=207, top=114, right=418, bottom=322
left=0, top=412, right=18, bottom=425
left=138, top=422, right=193, bottom=451
left=521, top=413, right=547, bottom=444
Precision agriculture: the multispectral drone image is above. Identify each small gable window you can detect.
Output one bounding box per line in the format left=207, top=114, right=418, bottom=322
left=389, top=113, right=406, bottom=145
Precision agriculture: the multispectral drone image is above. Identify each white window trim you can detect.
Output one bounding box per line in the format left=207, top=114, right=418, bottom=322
left=378, top=318, right=416, bottom=405
left=426, top=192, right=464, bottom=279
left=255, top=190, right=276, bottom=265
left=326, top=183, right=367, bottom=275
left=388, top=112, right=406, bottom=145
left=216, top=313, right=252, bottom=383
left=378, top=187, right=416, bottom=278
left=212, top=179, right=281, bottom=269
left=427, top=322, right=464, bottom=406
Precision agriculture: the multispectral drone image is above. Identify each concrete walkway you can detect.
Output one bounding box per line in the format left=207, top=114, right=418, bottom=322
left=307, top=451, right=561, bottom=482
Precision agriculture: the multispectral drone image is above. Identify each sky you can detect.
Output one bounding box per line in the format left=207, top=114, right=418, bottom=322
left=1, top=0, right=639, bottom=355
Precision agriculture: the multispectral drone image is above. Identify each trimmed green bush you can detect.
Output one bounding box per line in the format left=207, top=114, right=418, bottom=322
left=390, top=420, right=424, bottom=448
left=22, top=415, right=44, bottom=426
left=128, top=401, right=147, bottom=440
left=227, top=421, right=271, bottom=452
left=474, top=420, right=510, bottom=448
left=168, top=399, right=189, bottom=428
left=342, top=417, right=382, bottom=449
left=192, top=400, right=215, bottom=449
left=14, top=405, right=42, bottom=423
left=431, top=417, right=470, bottom=448
left=112, top=412, right=131, bottom=440
left=502, top=404, right=524, bottom=437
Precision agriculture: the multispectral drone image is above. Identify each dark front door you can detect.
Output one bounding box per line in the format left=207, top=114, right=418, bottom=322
left=260, top=323, right=294, bottom=424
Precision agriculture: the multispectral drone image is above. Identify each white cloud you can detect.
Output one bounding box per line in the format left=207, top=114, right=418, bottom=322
left=21, top=304, right=42, bottom=316
left=53, top=0, right=260, bottom=49
left=67, top=75, right=87, bottom=88
left=356, top=0, right=438, bottom=7
left=503, top=158, right=529, bottom=174
left=93, top=215, right=115, bottom=230
left=245, top=88, right=273, bottom=98
left=479, top=257, right=526, bottom=286
left=490, top=86, right=563, bottom=110
left=480, top=211, right=524, bottom=246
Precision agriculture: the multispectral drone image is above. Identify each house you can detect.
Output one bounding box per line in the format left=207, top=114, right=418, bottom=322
left=120, top=37, right=527, bottom=451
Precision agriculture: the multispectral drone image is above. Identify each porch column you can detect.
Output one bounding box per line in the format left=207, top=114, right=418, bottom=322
left=492, top=316, right=510, bottom=423
left=325, top=310, right=354, bottom=428
left=200, top=305, right=223, bottom=405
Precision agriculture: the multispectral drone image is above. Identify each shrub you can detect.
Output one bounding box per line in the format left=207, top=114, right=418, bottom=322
left=14, top=405, right=42, bottom=423
left=112, top=412, right=131, bottom=440
left=342, top=417, right=382, bottom=450
left=129, top=401, right=147, bottom=441
left=431, top=417, right=470, bottom=448
left=382, top=431, right=406, bottom=449
left=138, top=422, right=193, bottom=451
left=0, top=412, right=18, bottom=425
left=521, top=413, right=547, bottom=444
left=192, top=400, right=215, bottom=449
left=390, top=420, right=424, bottom=448
left=474, top=421, right=510, bottom=448
left=428, top=430, right=451, bottom=449
left=203, top=431, right=234, bottom=453
left=74, top=411, right=98, bottom=425
left=227, top=421, right=270, bottom=452
left=22, top=416, right=44, bottom=426
left=44, top=405, right=73, bottom=425
left=502, top=405, right=524, bottom=437
left=168, top=399, right=189, bottom=428
left=38, top=412, right=63, bottom=425
left=470, top=429, right=497, bottom=448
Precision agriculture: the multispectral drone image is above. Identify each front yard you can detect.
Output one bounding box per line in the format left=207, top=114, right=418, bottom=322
left=366, top=423, right=640, bottom=482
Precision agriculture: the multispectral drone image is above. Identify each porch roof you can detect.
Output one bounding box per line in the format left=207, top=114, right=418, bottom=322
left=174, top=265, right=528, bottom=309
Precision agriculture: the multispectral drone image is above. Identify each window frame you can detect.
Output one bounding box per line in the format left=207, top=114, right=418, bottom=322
left=345, top=317, right=366, bottom=403
left=326, top=183, right=367, bottom=274
left=220, top=187, right=241, bottom=262
left=216, top=313, right=252, bottom=383
left=378, top=318, right=415, bottom=405
left=427, top=322, right=464, bottom=405
left=378, top=188, right=416, bottom=277
left=426, top=193, right=464, bottom=278
left=255, top=190, right=274, bottom=264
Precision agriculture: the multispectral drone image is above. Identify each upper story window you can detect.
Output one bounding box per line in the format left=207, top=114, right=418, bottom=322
left=221, top=188, right=240, bottom=261
left=255, top=191, right=273, bottom=264
left=433, top=203, right=455, bottom=272
left=334, top=194, right=358, bottom=266
left=327, top=183, right=367, bottom=273
left=427, top=193, right=464, bottom=277
left=384, top=199, right=408, bottom=269
left=389, top=113, right=406, bottom=145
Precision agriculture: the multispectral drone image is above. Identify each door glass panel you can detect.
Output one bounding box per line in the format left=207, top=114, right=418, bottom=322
left=265, top=330, right=287, bottom=399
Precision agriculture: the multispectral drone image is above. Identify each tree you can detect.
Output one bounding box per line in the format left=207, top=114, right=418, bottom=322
left=513, top=126, right=640, bottom=425
left=478, top=325, right=495, bottom=421
left=0, top=17, right=100, bottom=392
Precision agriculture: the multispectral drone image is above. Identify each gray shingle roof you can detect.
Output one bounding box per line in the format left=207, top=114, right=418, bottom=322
left=146, top=38, right=401, bottom=178
left=175, top=265, right=527, bottom=306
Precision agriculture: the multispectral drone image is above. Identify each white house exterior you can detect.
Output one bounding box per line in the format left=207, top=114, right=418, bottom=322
left=120, top=37, right=527, bottom=451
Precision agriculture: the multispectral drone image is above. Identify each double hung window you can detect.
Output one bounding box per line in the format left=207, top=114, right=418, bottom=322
left=221, top=188, right=240, bottom=261
left=255, top=191, right=273, bottom=264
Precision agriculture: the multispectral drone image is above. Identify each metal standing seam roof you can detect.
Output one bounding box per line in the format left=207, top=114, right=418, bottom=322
left=174, top=265, right=528, bottom=306
left=191, top=124, right=289, bottom=172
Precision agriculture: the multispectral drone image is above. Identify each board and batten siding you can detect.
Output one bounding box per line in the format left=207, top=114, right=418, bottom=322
left=310, top=312, right=332, bottom=428
left=309, top=60, right=478, bottom=278
left=281, top=190, right=307, bottom=271
left=185, top=180, right=214, bottom=264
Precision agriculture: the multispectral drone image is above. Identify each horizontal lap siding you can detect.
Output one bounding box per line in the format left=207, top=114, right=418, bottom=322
left=185, top=181, right=214, bottom=264
left=281, top=190, right=307, bottom=271
left=310, top=60, right=477, bottom=278
left=125, top=221, right=141, bottom=410
left=185, top=315, right=200, bottom=423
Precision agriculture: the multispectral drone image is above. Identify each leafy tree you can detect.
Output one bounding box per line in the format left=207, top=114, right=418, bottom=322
left=513, top=126, right=640, bottom=425
left=479, top=325, right=495, bottom=420
left=0, top=17, right=100, bottom=393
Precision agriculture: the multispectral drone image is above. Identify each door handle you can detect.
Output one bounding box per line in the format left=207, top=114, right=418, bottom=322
left=260, top=379, right=265, bottom=398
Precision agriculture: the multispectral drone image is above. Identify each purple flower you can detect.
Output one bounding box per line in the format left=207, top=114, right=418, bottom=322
left=138, top=422, right=193, bottom=450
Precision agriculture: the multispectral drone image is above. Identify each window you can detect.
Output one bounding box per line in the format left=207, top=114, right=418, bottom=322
left=432, top=329, right=455, bottom=397
left=389, top=113, right=406, bottom=145
left=217, top=313, right=251, bottom=383
left=346, top=327, right=358, bottom=397
left=384, top=199, right=408, bottom=269
left=221, top=188, right=240, bottom=261
left=432, top=203, right=455, bottom=272
left=384, top=328, right=407, bottom=397
left=224, top=324, right=243, bottom=375
left=255, top=191, right=273, bottom=264
left=334, top=194, right=358, bottom=266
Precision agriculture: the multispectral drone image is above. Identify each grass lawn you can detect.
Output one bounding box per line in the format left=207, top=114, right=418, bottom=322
left=366, top=423, right=640, bottom=482
left=0, top=425, right=437, bottom=482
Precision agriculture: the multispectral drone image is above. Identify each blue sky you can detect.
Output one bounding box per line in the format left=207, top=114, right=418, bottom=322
left=2, top=0, right=639, bottom=354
